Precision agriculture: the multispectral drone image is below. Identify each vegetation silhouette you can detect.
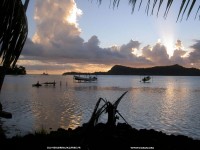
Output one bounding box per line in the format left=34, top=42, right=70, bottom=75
left=0, top=0, right=29, bottom=118
left=96, top=0, right=200, bottom=21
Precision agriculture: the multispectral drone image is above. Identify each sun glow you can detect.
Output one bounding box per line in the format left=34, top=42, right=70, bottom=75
left=156, top=16, right=177, bottom=58
left=65, top=2, right=82, bottom=26
left=132, top=48, right=141, bottom=57
left=162, top=37, right=175, bottom=58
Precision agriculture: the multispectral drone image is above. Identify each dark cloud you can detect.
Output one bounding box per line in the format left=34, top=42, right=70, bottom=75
left=189, top=40, right=200, bottom=64
left=142, top=43, right=170, bottom=65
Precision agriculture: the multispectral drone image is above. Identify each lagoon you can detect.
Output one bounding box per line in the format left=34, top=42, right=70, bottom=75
left=0, top=75, right=200, bottom=140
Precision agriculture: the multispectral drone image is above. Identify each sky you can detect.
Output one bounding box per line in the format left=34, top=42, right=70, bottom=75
left=19, top=0, right=200, bottom=74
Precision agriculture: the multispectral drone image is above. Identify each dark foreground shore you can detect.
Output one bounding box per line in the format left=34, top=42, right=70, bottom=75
left=0, top=123, right=200, bottom=150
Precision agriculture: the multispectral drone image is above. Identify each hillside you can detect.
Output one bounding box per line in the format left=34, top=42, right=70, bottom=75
left=63, top=64, right=200, bottom=76
left=107, top=64, right=200, bottom=76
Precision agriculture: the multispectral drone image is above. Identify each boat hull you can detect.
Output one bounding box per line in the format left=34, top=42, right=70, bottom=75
left=73, top=75, right=97, bottom=82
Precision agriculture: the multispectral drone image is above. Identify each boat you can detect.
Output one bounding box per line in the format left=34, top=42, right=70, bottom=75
left=73, top=75, right=97, bottom=82
left=141, top=76, right=151, bottom=83
left=32, top=81, right=42, bottom=87
left=42, top=70, right=48, bottom=75
left=42, top=72, right=48, bottom=75
left=0, top=110, right=12, bottom=119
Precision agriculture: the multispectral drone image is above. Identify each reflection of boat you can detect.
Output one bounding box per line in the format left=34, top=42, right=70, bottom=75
left=141, top=76, right=151, bottom=83
left=73, top=75, right=97, bottom=82
left=43, top=81, right=56, bottom=86
left=32, top=82, right=42, bottom=87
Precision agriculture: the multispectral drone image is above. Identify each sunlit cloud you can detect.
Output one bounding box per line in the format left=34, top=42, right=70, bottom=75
left=19, top=0, right=200, bottom=74
left=65, top=2, right=82, bottom=28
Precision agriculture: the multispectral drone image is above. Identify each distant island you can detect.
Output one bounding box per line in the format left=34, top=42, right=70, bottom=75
left=0, top=65, right=26, bottom=75
left=63, top=64, right=200, bottom=76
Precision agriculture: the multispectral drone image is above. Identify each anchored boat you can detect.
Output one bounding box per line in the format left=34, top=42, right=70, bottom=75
left=73, top=75, right=97, bottom=82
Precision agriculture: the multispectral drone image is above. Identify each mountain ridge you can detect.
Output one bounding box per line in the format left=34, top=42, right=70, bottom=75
left=63, top=64, right=200, bottom=76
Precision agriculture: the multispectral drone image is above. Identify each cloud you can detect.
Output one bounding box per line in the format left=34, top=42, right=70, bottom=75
left=170, top=40, right=188, bottom=65
left=142, top=43, right=170, bottom=65
left=188, top=40, right=200, bottom=66
left=20, top=0, right=199, bottom=74
left=175, top=40, right=183, bottom=49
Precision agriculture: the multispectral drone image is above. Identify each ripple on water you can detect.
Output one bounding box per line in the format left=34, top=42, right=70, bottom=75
left=1, top=75, right=200, bottom=139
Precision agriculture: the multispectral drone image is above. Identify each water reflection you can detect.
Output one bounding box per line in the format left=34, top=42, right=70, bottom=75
left=159, top=80, right=192, bottom=135
left=1, top=75, right=200, bottom=140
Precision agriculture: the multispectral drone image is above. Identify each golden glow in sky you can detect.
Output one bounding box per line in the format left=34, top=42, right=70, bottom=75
left=66, top=2, right=82, bottom=27
left=162, top=37, right=175, bottom=58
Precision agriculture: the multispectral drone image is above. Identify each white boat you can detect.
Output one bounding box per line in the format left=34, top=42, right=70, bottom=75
left=73, top=75, right=97, bottom=82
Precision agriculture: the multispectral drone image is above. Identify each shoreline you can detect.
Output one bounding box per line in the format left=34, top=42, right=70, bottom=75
left=1, top=123, right=200, bottom=150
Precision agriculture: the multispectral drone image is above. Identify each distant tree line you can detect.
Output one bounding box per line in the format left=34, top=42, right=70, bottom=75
left=0, top=65, right=26, bottom=75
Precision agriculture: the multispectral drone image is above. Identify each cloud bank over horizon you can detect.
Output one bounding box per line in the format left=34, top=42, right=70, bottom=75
left=20, top=0, right=200, bottom=74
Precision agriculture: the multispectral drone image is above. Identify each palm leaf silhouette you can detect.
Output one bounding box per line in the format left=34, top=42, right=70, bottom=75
left=0, top=0, right=28, bottom=68
left=0, top=0, right=29, bottom=118
left=97, top=0, right=200, bottom=21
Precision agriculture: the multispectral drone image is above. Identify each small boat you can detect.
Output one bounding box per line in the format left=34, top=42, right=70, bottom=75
left=73, top=75, right=97, bottom=82
left=32, top=82, right=42, bottom=87
left=42, top=72, right=48, bottom=75
left=0, top=110, right=12, bottom=119
left=42, top=70, right=48, bottom=75
left=141, top=76, right=151, bottom=83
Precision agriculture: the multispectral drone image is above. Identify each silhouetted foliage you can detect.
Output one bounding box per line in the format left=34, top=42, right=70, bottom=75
left=0, top=0, right=29, bottom=117
left=0, top=0, right=28, bottom=68
left=3, top=65, right=26, bottom=75
left=96, top=0, right=200, bottom=21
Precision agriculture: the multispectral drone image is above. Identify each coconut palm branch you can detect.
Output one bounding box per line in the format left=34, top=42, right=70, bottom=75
left=106, top=91, right=128, bottom=126
left=0, top=0, right=29, bottom=118
left=87, top=91, right=128, bottom=128
left=96, top=0, right=200, bottom=21
left=87, top=98, right=108, bottom=127
left=0, top=0, right=28, bottom=69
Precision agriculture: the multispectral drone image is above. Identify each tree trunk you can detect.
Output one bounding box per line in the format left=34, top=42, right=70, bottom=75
left=0, top=67, right=6, bottom=93
left=0, top=67, right=12, bottom=118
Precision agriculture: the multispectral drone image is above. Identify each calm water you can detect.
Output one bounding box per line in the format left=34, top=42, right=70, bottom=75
left=0, top=75, right=200, bottom=140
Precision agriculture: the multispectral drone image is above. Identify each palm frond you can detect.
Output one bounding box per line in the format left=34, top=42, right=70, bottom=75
left=96, top=0, right=200, bottom=21
left=24, top=0, right=30, bottom=12
left=181, top=0, right=190, bottom=21
left=129, top=0, right=137, bottom=13
left=0, top=0, right=28, bottom=68
left=87, top=91, right=128, bottom=127
left=157, top=0, right=163, bottom=17
left=163, top=0, right=174, bottom=19
left=145, top=0, right=151, bottom=16
left=195, top=5, right=200, bottom=19
left=177, top=0, right=187, bottom=22
left=151, top=0, right=158, bottom=15
left=138, top=0, right=143, bottom=11
left=87, top=98, right=107, bottom=126
left=113, top=91, right=128, bottom=108
left=187, top=0, right=196, bottom=20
